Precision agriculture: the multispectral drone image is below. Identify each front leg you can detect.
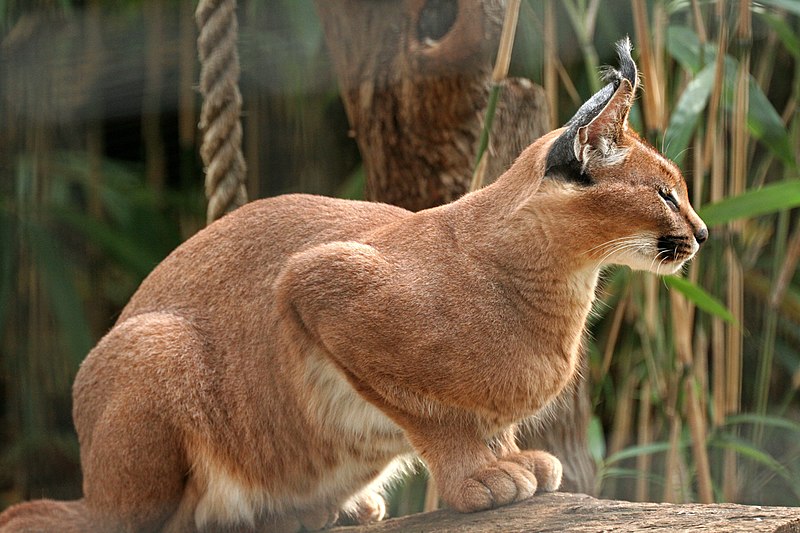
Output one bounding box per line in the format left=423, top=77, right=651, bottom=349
left=276, top=243, right=561, bottom=512
left=408, top=425, right=562, bottom=513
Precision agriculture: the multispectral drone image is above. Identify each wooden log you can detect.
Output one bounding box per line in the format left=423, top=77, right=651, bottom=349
left=333, top=492, right=800, bottom=533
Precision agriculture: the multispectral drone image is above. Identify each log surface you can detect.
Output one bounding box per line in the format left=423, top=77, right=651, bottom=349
left=334, top=492, right=800, bottom=533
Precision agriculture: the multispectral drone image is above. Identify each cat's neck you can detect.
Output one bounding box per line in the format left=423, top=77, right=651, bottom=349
left=447, top=131, right=601, bottom=307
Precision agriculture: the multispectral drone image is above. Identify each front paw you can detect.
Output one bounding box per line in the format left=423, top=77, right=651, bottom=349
left=449, top=451, right=562, bottom=513
left=505, top=450, right=562, bottom=492
left=452, top=459, right=538, bottom=513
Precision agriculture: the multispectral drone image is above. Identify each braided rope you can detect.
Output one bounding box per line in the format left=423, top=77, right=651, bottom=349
left=196, top=0, right=248, bottom=224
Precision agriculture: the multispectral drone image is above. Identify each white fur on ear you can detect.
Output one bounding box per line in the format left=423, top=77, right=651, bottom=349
left=573, top=128, right=630, bottom=171
left=572, top=77, right=635, bottom=170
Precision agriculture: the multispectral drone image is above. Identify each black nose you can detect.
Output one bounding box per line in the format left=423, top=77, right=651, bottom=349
left=695, top=226, right=708, bottom=244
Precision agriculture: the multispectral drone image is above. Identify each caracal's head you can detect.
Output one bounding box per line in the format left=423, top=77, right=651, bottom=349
left=542, top=37, right=707, bottom=275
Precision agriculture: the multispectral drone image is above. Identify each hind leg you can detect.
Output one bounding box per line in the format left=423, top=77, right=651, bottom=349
left=73, top=313, right=206, bottom=531
left=80, top=397, right=188, bottom=532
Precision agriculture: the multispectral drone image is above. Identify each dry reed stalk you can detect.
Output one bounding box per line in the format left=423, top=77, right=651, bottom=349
left=720, top=0, right=751, bottom=502
left=723, top=247, right=743, bottom=502
left=245, top=91, right=260, bottom=200
left=600, top=289, right=630, bottom=380
left=143, top=0, right=166, bottom=192
left=631, top=0, right=664, bottom=133
left=470, top=0, right=521, bottom=191
left=692, top=128, right=705, bottom=212
left=491, top=0, right=521, bottom=84
left=662, top=413, right=684, bottom=503
left=708, top=5, right=727, bottom=432
left=671, top=290, right=714, bottom=503
left=635, top=380, right=652, bottom=502
left=694, top=328, right=710, bottom=410
left=702, top=25, right=727, bottom=171
left=179, top=0, right=197, bottom=150
left=644, top=274, right=658, bottom=340
left=556, top=60, right=582, bottom=106
left=563, top=0, right=600, bottom=93
left=608, top=373, right=635, bottom=457
left=653, top=2, right=666, bottom=131
left=423, top=477, right=438, bottom=513
left=772, top=225, right=800, bottom=308
left=710, top=135, right=727, bottom=432
left=543, top=0, right=557, bottom=130
left=685, top=378, right=714, bottom=503
left=690, top=0, right=708, bottom=47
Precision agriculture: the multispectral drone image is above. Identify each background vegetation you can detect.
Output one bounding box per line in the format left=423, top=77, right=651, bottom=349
left=1, top=0, right=799, bottom=513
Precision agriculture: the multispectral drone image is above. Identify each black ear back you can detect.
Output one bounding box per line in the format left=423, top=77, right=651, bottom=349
left=545, top=37, right=638, bottom=184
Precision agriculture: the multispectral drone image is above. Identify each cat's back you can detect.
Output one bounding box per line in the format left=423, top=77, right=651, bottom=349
left=118, top=194, right=411, bottom=324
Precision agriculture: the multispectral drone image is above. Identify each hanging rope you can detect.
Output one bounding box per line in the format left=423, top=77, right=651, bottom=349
left=196, top=0, right=248, bottom=224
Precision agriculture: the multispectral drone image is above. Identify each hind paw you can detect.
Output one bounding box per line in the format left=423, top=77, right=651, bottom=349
left=338, top=489, right=386, bottom=526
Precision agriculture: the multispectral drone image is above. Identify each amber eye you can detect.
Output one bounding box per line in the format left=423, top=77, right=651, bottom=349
left=659, top=189, right=679, bottom=212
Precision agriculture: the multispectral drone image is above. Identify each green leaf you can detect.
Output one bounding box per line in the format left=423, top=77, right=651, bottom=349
left=710, top=434, right=800, bottom=499
left=697, top=179, right=800, bottom=227
left=757, top=0, right=800, bottom=16
left=663, top=275, right=737, bottom=325
left=724, top=413, right=800, bottom=435
left=26, top=221, right=93, bottom=369
left=55, top=208, right=163, bottom=279
left=758, top=12, right=800, bottom=61
left=0, top=212, right=14, bottom=340
left=746, top=76, right=797, bottom=169
left=664, top=63, right=716, bottom=166
left=604, top=441, right=675, bottom=466
left=588, top=415, right=606, bottom=463
left=665, top=33, right=796, bottom=170
left=666, top=26, right=703, bottom=74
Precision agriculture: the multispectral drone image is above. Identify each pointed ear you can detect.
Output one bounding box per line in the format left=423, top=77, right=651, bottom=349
left=545, top=37, right=639, bottom=181
left=573, top=77, right=634, bottom=168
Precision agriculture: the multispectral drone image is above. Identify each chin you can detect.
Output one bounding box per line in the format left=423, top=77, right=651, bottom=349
left=617, top=255, right=690, bottom=275
left=653, top=260, right=686, bottom=275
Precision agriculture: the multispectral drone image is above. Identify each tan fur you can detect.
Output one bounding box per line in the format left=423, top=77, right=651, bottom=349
left=0, top=52, right=706, bottom=532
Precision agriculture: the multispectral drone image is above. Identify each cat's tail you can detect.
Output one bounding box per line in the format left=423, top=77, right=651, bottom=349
left=0, top=498, right=96, bottom=533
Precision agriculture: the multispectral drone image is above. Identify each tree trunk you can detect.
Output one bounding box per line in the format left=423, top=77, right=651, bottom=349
left=316, top=0, right=595, bottom=494
left=330, top=492, right=800, bottom=533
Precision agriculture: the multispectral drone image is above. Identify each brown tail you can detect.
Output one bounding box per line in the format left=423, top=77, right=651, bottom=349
left=0, top=499, right=97, bottom=533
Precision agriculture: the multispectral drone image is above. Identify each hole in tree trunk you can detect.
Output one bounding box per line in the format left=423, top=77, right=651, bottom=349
left=417, top=0, right=458, bottom=43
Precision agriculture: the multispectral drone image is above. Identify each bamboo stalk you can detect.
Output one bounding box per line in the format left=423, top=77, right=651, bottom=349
left=609, top=373, right=635, bottom=458
left=179, top=0, right=197, bottom=151
left=662, top=411, right=684, bottom=503
left=635, top=380, right=652, bottom=502
left=562, top=0, right=600, bottom=93
left=631, top=0, right=663, bottom=134
left=721, top=0, right=750, bottom=502
left=702, top=23, right=727, bottom=172
left=685, top=378, right=714, bottom=503
left=470, top=0, right=521, bottom=191
left=423, top=476, right=439, bottom=512
left=671, top=290, right=714, bottom=503
left=600, top=288, right=630, bottom=380
left=143, top=0, right=166, bottom=193
left=543, top=0, right=557, bottom=130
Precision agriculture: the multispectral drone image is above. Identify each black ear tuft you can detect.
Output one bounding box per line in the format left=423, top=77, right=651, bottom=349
left=611, top=37, right=637, bottom=90
left=545, top=37, right=638, bottom=183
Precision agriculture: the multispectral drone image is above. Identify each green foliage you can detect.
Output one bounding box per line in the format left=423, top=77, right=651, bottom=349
left=698, top=180, right=800, bottom=228
left=663, top=275, right=737, bottom=325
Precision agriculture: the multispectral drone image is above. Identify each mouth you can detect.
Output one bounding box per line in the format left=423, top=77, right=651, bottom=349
left=656, top=235, right=698, bottom=266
